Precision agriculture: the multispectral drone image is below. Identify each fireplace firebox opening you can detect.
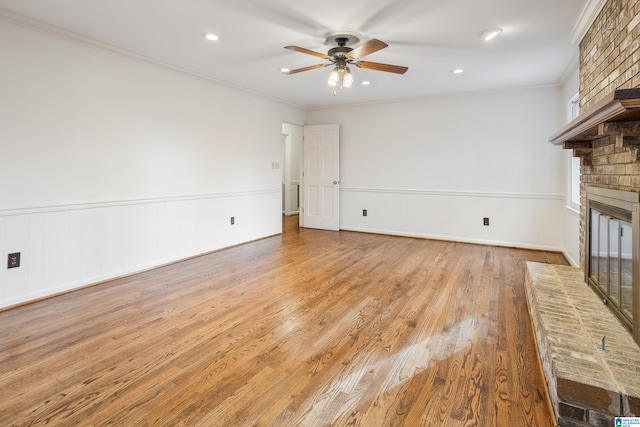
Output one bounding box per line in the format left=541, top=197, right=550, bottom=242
left=585, top=186, right=640, bottom=344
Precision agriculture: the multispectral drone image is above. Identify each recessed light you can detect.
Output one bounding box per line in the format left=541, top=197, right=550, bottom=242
left=204, top=33, right=219, bottom=41
left=480, top=28, right=502, bottom=41
left=361, top=81, right=371, bottom=85
left=280, top=68, right=291, bottom=74
left=452, top=68, right=464, bottom=74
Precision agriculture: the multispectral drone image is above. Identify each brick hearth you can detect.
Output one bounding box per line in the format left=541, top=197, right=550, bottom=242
left=525, top=262, right=640, bottom=427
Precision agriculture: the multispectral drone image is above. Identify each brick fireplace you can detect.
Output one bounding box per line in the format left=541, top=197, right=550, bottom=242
left=526, top=1, right=640, bottom=425
left=572, top=0, right=640, bottom=274
left=538, top=89, right=640, bottom=426
left=551, top=89, right=640, bottom=342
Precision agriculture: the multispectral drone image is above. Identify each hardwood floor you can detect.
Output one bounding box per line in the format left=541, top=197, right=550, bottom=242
left=0, top=215, right=566, bottom=426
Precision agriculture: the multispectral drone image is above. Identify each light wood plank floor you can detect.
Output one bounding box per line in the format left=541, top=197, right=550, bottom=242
left=0, top=216, right=566, bottom=426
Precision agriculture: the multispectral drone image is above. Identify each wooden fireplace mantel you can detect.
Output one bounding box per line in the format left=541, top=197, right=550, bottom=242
left=550, top=88, right=640, bottom=148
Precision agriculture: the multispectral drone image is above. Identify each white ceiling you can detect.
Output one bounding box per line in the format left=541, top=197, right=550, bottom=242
left=0, top=0, right=591, bottom=109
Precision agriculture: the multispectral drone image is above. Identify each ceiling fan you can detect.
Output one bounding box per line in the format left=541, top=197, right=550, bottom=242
left=283, top=33, right=408, bottom=89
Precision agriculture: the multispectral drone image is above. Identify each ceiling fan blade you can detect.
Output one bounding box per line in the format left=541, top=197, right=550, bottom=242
left=284, top=64, right=328, bottom=74
left=284, top=46, right=330, bottom=59
left=348, top=39, right=388, bottom=59
left=357, top=61, right=408, bottom=74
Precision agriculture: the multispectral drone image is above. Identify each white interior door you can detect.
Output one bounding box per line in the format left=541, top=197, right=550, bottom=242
left=302, top=124, right=340, bottom=231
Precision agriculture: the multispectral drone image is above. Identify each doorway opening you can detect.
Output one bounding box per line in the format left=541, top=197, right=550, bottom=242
left=282, top=123, right=302, bottom=218
left=282, top=123, right=340, bottom=232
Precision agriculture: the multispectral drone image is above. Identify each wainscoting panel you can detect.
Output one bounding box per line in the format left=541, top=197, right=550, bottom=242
left=3, top=214, right=30, bottom=301
left=0, top=190, right=280, bottom=309
left=340, top=187, right=564, bottom=251
left=0, top=217, right=4, bottom=298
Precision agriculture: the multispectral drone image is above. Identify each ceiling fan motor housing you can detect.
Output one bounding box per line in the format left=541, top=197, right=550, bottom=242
left=328, top=46, right=353, bottom=58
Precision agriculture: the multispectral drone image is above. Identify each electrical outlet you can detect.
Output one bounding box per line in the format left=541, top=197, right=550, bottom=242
left=483, top=217, right=490, bottom=226
left=363, top=209, right=368, bottom=217
left=231, top=216, right=235, bottom=225
left=8, top=252, right=20, bottom=269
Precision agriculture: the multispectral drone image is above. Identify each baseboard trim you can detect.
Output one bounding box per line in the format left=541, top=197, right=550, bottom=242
left=562, top=250, right=581, bottom=267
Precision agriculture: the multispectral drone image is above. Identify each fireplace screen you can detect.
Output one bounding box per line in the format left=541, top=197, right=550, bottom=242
left=586, top=186, right=640, bottom=343
left=589, top=207, right=633, bottom=322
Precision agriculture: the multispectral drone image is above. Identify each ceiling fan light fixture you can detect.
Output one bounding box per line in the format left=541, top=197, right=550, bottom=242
left=452, top=68, right=464, bottom=74
left=328, top=64, right=353, bottom=88
left=203, top=33, right=219, bottom=41
left=481, top=28, right=502, bottom=41
left=280, top=68, right=291, bottom=74
left=343, top=67, right=354, bottom=88
left=328, top=69, right=340, bottom=86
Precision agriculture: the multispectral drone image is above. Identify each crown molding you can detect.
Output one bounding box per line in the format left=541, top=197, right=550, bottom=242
left=569, top=0, right=607, bottom=45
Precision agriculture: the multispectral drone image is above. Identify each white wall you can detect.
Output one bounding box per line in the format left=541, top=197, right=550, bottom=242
left=0, top=19, right=305, bottom=308
left=307, top=87, right=567, bottom=251
left=560, top=67, right=581, bottom=266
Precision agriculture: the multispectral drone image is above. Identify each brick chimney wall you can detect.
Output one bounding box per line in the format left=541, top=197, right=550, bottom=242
left=575, top=0, right=640, bottom=266
left=579, top=0, right=640, bottom=111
